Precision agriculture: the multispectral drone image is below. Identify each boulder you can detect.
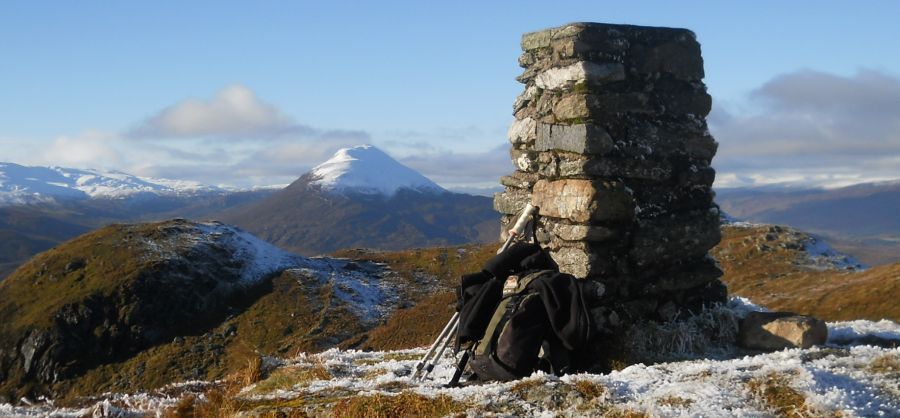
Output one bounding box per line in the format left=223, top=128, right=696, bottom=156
left=738, top=312, right=828, bottom=350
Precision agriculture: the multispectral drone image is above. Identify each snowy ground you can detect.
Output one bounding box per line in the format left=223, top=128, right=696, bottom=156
left=3, top=298, right=897, bottom=418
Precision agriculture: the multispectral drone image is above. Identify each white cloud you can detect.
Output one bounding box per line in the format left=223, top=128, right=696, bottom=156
left=711, top=69, right=900, bottom=188
left=130, top=85, right=297, bottom=139
left=42, top=130, right=123, bottom=169
left=398, top=144, right=511, bottom=189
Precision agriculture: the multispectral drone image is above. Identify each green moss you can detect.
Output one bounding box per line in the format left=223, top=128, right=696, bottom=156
left=572, top=81, right=588, bottom=94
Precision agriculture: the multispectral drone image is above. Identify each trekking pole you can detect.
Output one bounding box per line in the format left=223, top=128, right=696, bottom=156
left=446, top=350, right=470, bottom=387
left=411, top=312, right=459, bottom=380
left=498, top=203, right=537, bottom=254
left=419, top=323, right=457, bottom=382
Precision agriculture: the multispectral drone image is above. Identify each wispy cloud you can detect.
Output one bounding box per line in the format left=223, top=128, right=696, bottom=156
left=129, top=85, right=301, bottom=139
left=42, top=130, right=123, bottom=169
left=399, top=144, right=512, bottom=189
left=711, top=69, right=900, bottom=188
left=7, top=85, right=376, bottom=187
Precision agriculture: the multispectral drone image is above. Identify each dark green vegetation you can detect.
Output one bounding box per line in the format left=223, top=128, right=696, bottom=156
left=220, top=174, right=499, bottom=255
left=717, top=182, right=900, bottom=265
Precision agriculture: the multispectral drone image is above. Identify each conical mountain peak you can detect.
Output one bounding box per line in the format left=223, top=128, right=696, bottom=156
left=309, top=145, right=444, bottom=195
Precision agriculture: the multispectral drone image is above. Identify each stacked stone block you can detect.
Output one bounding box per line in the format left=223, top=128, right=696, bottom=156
left=495, top=22, right=726, bottom=331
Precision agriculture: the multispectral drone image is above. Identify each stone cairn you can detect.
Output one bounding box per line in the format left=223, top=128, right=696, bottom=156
left=494, top=22, right=726, bottom=365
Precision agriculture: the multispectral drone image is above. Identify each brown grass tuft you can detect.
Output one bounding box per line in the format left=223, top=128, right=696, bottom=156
left=163, top=394, right=198, bottom=418
left=193, top=388, right=244, bottom=418
left=571, top=379, right=606, bottom=401
left=249, top=363, right=331, bottom=394
left=868, top=354, right=900, bottom=373
left=330, top=391, right=462, bottom=418
left=747, top=373, right=810, bottom=418
left=242, top=357, right=263, bottom=387
left=510, top=378, right=544, bottom=396
left=601, top=409, right=650, bottom=418
left=657, top=395, right=694, bottom=408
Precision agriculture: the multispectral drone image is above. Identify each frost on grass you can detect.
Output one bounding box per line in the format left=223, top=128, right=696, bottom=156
left=622, top=301, right=743, bottom=363
left=7, top=300, right=898, bottom=417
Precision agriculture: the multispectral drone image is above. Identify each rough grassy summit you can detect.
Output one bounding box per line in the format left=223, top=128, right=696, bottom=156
left=0, top=219, right=405, bottom=401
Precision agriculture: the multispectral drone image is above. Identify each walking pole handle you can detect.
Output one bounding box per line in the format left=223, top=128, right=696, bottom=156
left=498, top=203, right=536, bottom=254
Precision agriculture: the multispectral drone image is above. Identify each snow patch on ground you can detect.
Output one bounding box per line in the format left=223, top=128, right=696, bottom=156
left=829, top=320, right=900, bottom=345
left=802, top=234, right=867, bottom=271
left=287, top=258, right=399, bottom=323
left=193, top=221, right=306, bottom=285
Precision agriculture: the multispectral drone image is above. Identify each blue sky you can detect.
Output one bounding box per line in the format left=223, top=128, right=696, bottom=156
left=2, top=1, right=899, bottom=191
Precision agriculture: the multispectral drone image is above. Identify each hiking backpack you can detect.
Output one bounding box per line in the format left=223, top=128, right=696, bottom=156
left=454, top=243, right=592, bottom=383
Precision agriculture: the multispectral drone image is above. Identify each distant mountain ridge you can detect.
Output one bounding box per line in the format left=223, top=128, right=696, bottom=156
left=0, top=162, right=232, bottom=205
left=715, top=181, right=900, bottom=264
left=220, top=146, right=499, bottom=255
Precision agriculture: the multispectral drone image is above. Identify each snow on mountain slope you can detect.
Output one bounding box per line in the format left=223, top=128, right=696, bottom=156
left=145, top=220, right=398, bottom=319
left=0, top=162, right=224, bottom=205
left=309, top=145, right=445, bottom=196
left=6, top=299, right=898, bottom=417
left=723, top=221, right=867, bottom=271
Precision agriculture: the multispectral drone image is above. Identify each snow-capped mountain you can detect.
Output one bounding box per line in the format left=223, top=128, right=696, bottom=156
left=220, top=145, right=497, bottom=255
left=309, top=145, right=445, bottom=196
left=0, top=162, right=224, bottom=205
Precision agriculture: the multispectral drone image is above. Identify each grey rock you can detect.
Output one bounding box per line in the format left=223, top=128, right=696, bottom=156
left=532, top=179, right=634, bottom=223
left=629, top=208, right=721, bottom=268
left=499, top=171, right=540, bottom=190
left=493, top=188, right=531, bottom=215
left=20, top=332, right=49, bottom=375
left=534, top=61, right=625, bottom=91
left=542, top=218, right=619, bottom=242
left=738, top=312, right=828, bottom=350
left=535, top=123, right=614, bottom=155
left=504, top=22, right=725, bottom=367
left=520, top=23, right=701, bottom=80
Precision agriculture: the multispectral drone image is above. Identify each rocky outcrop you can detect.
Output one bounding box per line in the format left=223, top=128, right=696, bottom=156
left=495, top=22, right=726, bottom=367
